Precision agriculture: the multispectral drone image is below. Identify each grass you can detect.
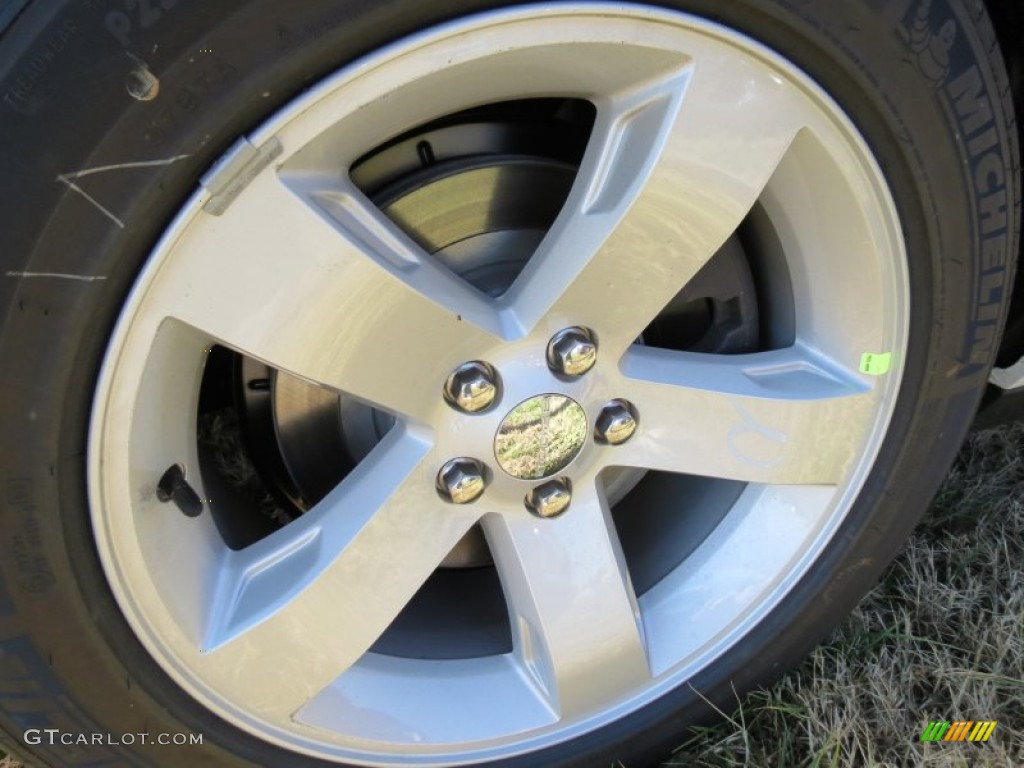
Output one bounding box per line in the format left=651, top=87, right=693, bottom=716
left=2, top=424, right=1021, bottom=767
left=665, top=422, right=1024, bottom=767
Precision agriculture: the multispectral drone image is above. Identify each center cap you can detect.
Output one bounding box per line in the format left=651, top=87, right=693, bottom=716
left=494, top=394, right=587, bottom=480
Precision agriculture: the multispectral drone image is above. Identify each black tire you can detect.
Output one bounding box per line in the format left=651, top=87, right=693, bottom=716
left=0, top=1, right=1019, bottom=766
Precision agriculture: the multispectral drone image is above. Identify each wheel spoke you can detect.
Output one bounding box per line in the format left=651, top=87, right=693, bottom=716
left=506, top=46, right=814, bottom=355
left=156, top=172, right=507, bottom=423
left=196, top=427, right=479, bottom=721
left=617, top=345, right=877, bottom=485
left=483, top=486, right=650, bottom=717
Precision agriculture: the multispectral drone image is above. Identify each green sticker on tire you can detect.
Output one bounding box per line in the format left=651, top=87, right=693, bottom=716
left=860, top=352, right=892, bottom=376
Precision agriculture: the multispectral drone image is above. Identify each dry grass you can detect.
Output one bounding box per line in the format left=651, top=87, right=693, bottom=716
left=198, top=408, right=296, bottom=526
left=666, top=423, right=1024, bottom=767
left=2, top=425, right=1021, bottom=768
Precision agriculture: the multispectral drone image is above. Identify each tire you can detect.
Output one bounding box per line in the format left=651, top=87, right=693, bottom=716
left=0, top=1, right=1018, bottom=766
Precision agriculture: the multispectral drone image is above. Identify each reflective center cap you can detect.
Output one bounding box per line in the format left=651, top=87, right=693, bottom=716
left=494, top=394, right=587, bottom=479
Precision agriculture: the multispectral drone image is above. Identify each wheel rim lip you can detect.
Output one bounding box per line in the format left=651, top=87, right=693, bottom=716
left=86, top=4, right=910, bottom=764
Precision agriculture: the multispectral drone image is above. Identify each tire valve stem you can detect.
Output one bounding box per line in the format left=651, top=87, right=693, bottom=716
left=416, top=140, right=436, bottom=167
left=156, top=464, right=204, bottom=518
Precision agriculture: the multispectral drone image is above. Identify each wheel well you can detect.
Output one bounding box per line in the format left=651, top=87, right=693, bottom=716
left=984, top=0, right=1024, bottom=367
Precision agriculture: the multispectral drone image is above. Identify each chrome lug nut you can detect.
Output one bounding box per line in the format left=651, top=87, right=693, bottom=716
left=437, top=458, right=487, bottom=504
left=443, top=361, right=499, bottom=413
left=525, top=478, right=572, bottom=519
left=595, top=399, right=638, bottom=445
left=547, top=327, right=597, bottom=377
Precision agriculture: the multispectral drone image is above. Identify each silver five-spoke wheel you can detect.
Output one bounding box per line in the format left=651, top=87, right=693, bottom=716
left=90, top=5, right=909, bottom=765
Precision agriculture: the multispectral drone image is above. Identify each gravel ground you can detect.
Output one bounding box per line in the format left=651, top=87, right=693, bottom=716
left=2, top=424, right=1021, bottom=768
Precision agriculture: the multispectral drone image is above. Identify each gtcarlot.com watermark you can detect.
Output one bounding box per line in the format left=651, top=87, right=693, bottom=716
left=24, top=728, right=203, bottom=746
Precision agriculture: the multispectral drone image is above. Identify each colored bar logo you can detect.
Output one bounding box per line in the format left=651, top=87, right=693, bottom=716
left=920, top=721, right=996, bottom=742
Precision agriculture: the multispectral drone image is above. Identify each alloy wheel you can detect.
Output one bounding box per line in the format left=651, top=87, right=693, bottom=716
left=89, top=5, right=909, bottom=764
